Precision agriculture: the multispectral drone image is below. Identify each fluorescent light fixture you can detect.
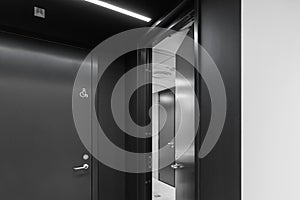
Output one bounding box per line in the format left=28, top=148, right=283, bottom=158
left=83, top=0, right=152, bottom=22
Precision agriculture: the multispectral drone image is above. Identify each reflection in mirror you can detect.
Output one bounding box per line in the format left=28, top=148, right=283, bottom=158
left=151, top=21, right=194, bottom=200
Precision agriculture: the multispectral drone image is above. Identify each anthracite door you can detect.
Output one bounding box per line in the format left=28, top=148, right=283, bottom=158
left=0, top=32, right=92, bottom=200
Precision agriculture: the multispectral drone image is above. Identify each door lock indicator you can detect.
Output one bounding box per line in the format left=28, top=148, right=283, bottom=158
left=83, top=154, right=89, bottom=160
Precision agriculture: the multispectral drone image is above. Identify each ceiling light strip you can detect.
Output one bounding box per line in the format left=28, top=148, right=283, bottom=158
left=83, top=0, right=152, bottom=22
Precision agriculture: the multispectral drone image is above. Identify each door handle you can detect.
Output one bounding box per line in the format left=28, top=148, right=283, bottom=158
left=168, top=142, right=174, bottom=148
left=73, top=164, right=89, bottom=171
left=171, top=163, right=184, bottom=169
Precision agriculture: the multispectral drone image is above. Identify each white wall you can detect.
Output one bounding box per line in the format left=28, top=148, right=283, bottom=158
left=242, top=0, right=300, bottom=199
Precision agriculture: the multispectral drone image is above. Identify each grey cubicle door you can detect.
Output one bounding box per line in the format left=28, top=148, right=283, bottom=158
left=0, top=32, right=92, bottom=200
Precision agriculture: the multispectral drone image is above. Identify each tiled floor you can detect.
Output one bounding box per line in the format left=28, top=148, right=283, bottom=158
left=152, top=178, right=175, bottom=200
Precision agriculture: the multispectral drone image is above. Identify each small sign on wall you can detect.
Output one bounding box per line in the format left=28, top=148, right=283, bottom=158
left=34, top=6, right=45, bottom=18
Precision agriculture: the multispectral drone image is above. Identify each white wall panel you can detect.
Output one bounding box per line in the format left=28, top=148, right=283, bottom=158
left=242, top=0, right=300, bottom=199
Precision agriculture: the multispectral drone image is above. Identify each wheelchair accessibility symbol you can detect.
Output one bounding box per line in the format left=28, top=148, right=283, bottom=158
left=79, top=88, right=89, bottom=98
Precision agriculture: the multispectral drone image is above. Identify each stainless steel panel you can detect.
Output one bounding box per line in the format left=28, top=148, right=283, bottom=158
left=175, top=33, right=195, bottom=200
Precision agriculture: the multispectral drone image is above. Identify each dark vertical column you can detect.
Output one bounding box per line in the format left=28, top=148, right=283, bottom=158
left=137, top=48, right=152, bottom=200
left=196, top=0, right=241, bottom=200
left=124, top=49, right=152, bottom=200
left=96, top=54, right=126, bottom=200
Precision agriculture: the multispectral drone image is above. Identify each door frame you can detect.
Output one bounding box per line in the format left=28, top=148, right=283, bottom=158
left=138, top=2, right=198, bottom=199
left=91, top=54, right=99, bottom=200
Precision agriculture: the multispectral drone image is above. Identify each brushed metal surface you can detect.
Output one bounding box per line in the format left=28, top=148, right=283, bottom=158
left=175, top=31, right=195, bottom=200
